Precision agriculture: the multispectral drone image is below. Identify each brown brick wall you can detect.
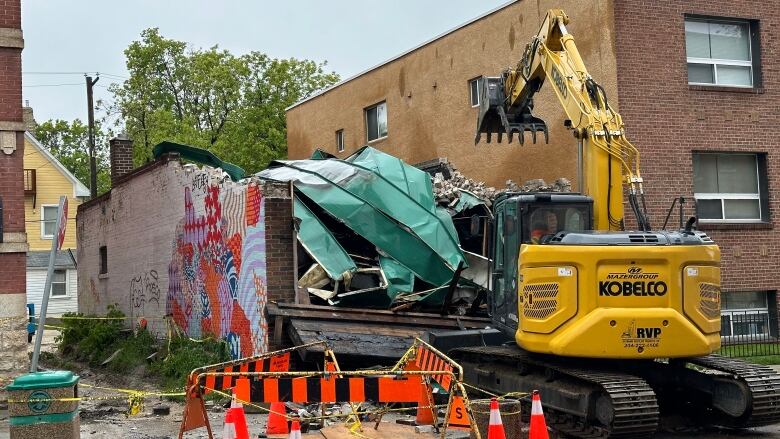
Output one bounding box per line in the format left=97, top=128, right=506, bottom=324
left=286, top=0, right=619, bottom=190
left=0, top=252, right=25, bottom=294
left=264, top=196, right=295, bottom=303
left=614, top=1, right=780, bottom=301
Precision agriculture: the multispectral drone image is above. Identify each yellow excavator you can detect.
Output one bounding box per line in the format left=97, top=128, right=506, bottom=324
left=448, top=9, right=780, bottom=437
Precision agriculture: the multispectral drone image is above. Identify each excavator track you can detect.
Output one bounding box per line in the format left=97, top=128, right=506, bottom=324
left=453, top=345, right=659, bottom=438
left=685, top=354, right=780, bottom=427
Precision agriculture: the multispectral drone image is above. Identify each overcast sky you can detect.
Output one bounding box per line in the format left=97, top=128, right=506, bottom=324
left=21, top=0, right=509, bottom=123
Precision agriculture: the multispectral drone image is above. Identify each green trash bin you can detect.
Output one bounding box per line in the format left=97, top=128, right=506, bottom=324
left=7, top=371, right=80, bottom=439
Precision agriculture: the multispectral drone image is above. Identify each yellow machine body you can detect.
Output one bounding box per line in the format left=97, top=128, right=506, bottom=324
left=516, top=243, right=721, bottom=358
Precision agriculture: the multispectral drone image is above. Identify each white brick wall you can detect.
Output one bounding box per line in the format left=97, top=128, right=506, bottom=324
left=77, top=157, right=288, bottom=357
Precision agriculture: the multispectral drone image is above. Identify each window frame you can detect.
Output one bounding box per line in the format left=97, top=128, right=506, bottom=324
left=335, top=129, right=345, bottom=153
left=469, top=76, right=484, bottom=107
left=50, top=269, right=68, bottom=298
left=693, top=152, right=766, bottom=223
left=40, top=204, right=59, bottom=239
left=685, top=16, right=758, bottom=88
left=99, top=246, right=108, bottom=275
left=364, top=101, right=388, bottom=143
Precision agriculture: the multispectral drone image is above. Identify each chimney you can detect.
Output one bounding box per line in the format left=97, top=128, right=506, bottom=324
left=22, top=101, right=36, bottom=132
left=109, top=133, right=134, bottom=187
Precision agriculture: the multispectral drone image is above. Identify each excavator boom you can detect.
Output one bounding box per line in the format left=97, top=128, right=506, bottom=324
left=475, top=9, right=650, bottom=231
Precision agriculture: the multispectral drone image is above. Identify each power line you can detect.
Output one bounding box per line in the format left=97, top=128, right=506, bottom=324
left=23, top=83, right=84, bottom=88
left=23, top=71, right=129, bottom=79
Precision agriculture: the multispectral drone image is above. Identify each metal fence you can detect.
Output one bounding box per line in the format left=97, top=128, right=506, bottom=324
left=718, top=311, right=780, bottom=358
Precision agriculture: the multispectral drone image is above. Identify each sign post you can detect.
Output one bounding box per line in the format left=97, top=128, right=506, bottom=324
left=30, top=195, right=68, bottom=372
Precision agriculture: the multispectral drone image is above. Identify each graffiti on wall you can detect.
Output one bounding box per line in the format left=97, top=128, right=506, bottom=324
left=167, top=178, right=268, bottom=358
left=130, top=270, right=161, bottom=315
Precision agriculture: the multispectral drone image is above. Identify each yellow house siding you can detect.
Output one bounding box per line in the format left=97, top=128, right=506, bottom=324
left=23, top=135, right=84, bottom=252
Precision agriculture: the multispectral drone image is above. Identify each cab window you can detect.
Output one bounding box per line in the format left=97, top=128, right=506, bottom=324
left=526, top=205, right=589, bottom=243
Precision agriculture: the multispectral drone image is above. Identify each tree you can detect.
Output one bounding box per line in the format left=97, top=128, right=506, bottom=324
left=108, top=28, right=340, bottom=173
left=33, top=119, right=111, bottom=196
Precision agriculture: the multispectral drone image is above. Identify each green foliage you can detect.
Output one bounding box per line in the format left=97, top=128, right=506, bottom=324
left=717, top=343, right=780, bottom=365
left=108, top=28, right=340, bottom=172
left=33, top=119, right=111, bottom=195
left=57, top=305, right=126, bottom=366
left=151, top=336, right=230, bottom=391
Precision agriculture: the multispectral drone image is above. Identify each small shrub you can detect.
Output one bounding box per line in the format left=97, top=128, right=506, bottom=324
left=151, top=336, right=230, bottom=392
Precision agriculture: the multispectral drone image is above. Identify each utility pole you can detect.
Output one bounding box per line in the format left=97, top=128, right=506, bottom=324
left=86, top=75, right=100, bottom=198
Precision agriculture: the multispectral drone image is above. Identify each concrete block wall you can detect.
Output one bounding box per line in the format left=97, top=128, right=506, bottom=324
left=77, top=156, right=293, bottom=357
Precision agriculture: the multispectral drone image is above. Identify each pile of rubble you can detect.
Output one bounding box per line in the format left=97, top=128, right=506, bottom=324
left=432, top=168, right=572, bottom=207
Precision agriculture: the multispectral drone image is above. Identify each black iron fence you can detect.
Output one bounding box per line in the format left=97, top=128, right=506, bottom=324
left=718, top=311, right=780, bottom=358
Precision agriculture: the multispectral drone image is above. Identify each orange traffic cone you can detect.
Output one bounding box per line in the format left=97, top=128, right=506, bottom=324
left=528, top=390, right=549, bottom=439
left=416, top=384, right=435, bottom=425
left=230, top=391, right=250, bottom=439
left=487, top=398, right=506, bottom=439
left=266, top=401, right=289, bottom=435
left=223, top=409, right=237, bottom=439
left=288, top=419, right=302, bottom=439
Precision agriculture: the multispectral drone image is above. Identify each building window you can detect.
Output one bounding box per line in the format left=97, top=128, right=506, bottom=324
left=41, top=205, right=58, bottom=239
left=99, top=246, right=108, bottom=274
left=365, top=101, right=387, bottom=142
left=685, top=18, right=756, bottom=87
left=469, top=77, right=484, bottom=107
left=693, top=153, right=767, bottom=222
left=721, top=291, right=770, bottom=339
left=50, top=270, right=67, bottom=297
left=335, top=129, right=345, bottom=153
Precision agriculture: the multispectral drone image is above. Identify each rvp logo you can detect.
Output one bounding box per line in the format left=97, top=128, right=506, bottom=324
left=636, top=327, right=662, bottom=339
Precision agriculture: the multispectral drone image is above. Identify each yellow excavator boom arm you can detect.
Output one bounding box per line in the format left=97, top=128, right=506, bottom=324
left=477, top=9, right=651, bottom=231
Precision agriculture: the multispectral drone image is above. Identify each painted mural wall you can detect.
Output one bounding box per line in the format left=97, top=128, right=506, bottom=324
left=77, top=157, right=288, bottom=358
left=167, top=182, right=268, bottom=358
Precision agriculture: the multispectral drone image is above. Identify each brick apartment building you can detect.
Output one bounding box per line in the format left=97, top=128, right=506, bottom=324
left=0, top=0, right=29, bottom=384
left=286, top=0, right=780, bottom=337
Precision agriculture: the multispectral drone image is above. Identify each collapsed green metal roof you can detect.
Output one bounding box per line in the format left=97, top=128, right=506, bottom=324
left=258, top=147, right=467, bottom=298
left=153, top=141, right=246, bottom=181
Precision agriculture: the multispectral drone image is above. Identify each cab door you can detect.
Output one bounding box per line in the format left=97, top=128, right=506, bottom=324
left=490, top=202, right=520, bottom=335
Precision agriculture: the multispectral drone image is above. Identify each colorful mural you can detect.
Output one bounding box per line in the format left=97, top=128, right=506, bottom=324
left=167, top=179, right=268, bottom=358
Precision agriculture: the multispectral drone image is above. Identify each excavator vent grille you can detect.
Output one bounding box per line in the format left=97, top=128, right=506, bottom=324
left=698, top=282, right=721, bottom=320
left=628, top=234, right=660, bottom=243
left=523, top=283, right=559, bottom=319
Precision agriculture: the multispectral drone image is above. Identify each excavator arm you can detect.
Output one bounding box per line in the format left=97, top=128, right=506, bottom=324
left=476, top=9, right=651, bottom=231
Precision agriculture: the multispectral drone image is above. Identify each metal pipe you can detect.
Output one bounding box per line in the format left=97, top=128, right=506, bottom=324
left=577, top=137, right=584, bottom=194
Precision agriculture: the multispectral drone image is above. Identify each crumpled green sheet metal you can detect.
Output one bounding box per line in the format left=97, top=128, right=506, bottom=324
left=452, top=189, right=489, bottom=213
left=257, top=147, right=466, bottom=288
left=293, top=197, right=356, bottom=281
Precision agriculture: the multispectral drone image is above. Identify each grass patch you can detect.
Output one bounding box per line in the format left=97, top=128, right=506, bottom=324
left=53, top=305, right=230, bottom=395
left=717, top=343, right=780, bottom=365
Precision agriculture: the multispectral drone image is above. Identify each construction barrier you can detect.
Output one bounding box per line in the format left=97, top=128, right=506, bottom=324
left=179, top=338, right=482, bottom=439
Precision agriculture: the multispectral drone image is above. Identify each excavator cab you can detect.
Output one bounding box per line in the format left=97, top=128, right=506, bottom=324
left=475, top=76, right=548, bottom=144
left=489, top=193, right=593, bottom=337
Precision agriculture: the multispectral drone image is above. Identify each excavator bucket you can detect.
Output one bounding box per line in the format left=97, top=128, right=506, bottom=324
left=475, top=76, right=549, bottom=145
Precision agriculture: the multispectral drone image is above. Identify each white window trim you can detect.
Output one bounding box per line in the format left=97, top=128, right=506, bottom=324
left=40, top=204, right=59, bottom=240
left=336, top=129, right=345, bottom=153
left=469, top=76, right=483, bottom=108
left=686, top=18, right=755, bottom=88
left=49, top=269, right=70, bottom=299
left=365, top=101, right=387, bottom=143
left=694, top=152, right=763, bottom=223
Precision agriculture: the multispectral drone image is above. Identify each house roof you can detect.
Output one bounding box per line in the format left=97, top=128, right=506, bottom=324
left=25, top=132, right=91, bottom=198
left=27, top=249, right=77, bottom=269
left=285, top=0, right=517, bottom=111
